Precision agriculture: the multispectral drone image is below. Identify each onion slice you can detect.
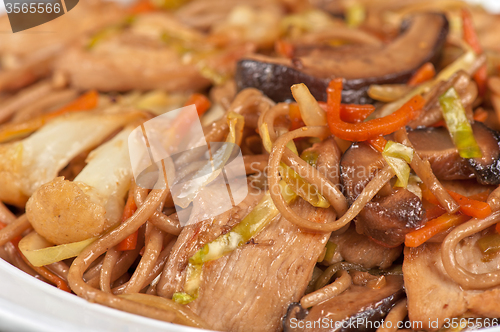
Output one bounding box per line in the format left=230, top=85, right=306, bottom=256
left=18, top=232, right=96, bottom=267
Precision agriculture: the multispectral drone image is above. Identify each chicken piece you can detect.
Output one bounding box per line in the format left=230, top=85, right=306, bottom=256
left=0, top=0, right=126, bottom=91
left=330, top=226, right=402, bottom=269
left=56, top=13, right=254, bottom=92
left=174, top=138, right=342, bottom=332
left=404, top=236, right=500, bottom=331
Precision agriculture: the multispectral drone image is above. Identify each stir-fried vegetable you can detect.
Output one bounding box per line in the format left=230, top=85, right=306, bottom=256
left=438, top=87, right=482, bottom=159
left=260, top=117, right=328, bottom=208
left=18, top=232, right=96, bottom=267
left=26, top=127, right=135, bottom=245
left=326, top=78, right=425, bottom=141
left=116, top=194, right=139, bottom=251
left=408, top=62, right=436, bottom=86
left=405, top=213, right=470, bottom=247
left=379, top=50, right=480, bottom=118
left=345, top=1, right=366, bottom=28
left=0, top=111, right=140, bottom=207
left=173, top=181, right=297, bottom=304
left=476, top=233, right=500, bottom=258
left=291, top=83, right=326, bottom=126
left=382, top=141, right=414, bottom=188
left=462, top=9, right=487, bottom=96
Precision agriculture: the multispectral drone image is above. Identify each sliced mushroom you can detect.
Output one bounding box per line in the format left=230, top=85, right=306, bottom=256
left=235, top=13, right=448, bottom=103
left=408, top=122, right=500, bottom=185
left=283, top=276, right=405, bottom=332
left=340, top=142, right=425, bottom=247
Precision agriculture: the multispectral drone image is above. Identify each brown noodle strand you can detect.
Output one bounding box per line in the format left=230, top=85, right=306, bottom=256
left=123, top=224, right=164, bottom=294
left=0, top=79, right=54, bottom=124
left=119, top=293, right=209, bottom=329
left=269, top=127, right=391, bottom=231
left=100, top=247, right=120, bottom=293
left=487, top=186, right=500, bottom=211
left=18, top=249, right=71, bottom=292
left=0, top=202, right=16, bottom=224
left=259, top=104, right=348, bottom=215
left=300, top=270, right=352, bottom=308
left=46, top=261, right=70, bottom=281
left=86, top=236, right=144, bottom=289
left=376, top=299, right=408, bottom=332
left=3, top=242, right=39, bottom=278
left=133, top=184, right=181, bottom=235
left=441, top=210, right=500, bottom=289
left=83, top=256, right=105, bottom=282
left=113, top=237, right=176, bottom=295
left=394, top=128, right=459, bottom=213
left=68, top=189, right=194, bottom=325
left=0, top=215, right=31, bottom=247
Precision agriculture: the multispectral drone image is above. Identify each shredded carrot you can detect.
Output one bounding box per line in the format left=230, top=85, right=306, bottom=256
left=408, top=62, right=436, bottom=86
left=405, top=213, right=471, bottom=247
left=468, top=190, right=490, bottom=202
left=446, top=190, right=492, bottom=219
left=319, top=101, right=375, bottom=123
left=117, top=194, right=139, bottom=251
left=326, top=78, right=425, bottom=141
left=128, top=0, right=156, bottom=14
left=11, top=236, right=71, bottom=292
left=18, top=250, right=72, bottom=292
left=429, top=120, right=445, bottom=128
left=496, top=222, right=500, bottom=233
left=367, top=136, right=387, bottom=152
left=421, top=185, right=440, bottom=206
left=473, top=108, right=488, bottom=122
left=422, top=184, right=492, bottom=219
left=340, top=104, right=375, bottom=123
left=425, top=205, right=446, bottom=222
left=185, top=93, right=211, bottom=116
left=275, top=40, right=294, bottom=59
left=462, top=9, right=487, bottom=96
left=289, top=103, right=305, bottom=131
left=0, top=90, right=99, bottom=143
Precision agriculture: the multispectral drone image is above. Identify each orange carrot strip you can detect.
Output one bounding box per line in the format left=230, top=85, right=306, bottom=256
left=446, top=190, right=492, bottom=219
left=185, top=93, right=211, bottom=117
left=17, top=249, right=72, bottom=292
left=425, top=205, right=447, bottom=222
left=367, top=136, right=387, bottom=153
left=128, top=0, right=156, bottom=14
left=275, top=40, right=294, bottom=59
left=473, top=108, right=488, bottom=123
left=289, top=103, right=305, bottom=131
left=117, top=194, right=139, bottom=251
left=326, top=78, right=425, bottom=141
left=422, top=184, right=492, bottom=219
left=462, top=9, right=487, bottom=96
left=405, top=213, right=471, bottom=247
left=468, top=190, right=490, bottom=202
left=496, top=222, right=500, bottom=233
left=319, top=102, right=375, bottom=123
left=408, top=62, right=436, bottom=86
left=10, top=235, right=71, bottom=292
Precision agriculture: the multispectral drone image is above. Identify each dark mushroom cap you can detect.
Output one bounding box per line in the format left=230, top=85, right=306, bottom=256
left=235, top=13, right=449, bottom=104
